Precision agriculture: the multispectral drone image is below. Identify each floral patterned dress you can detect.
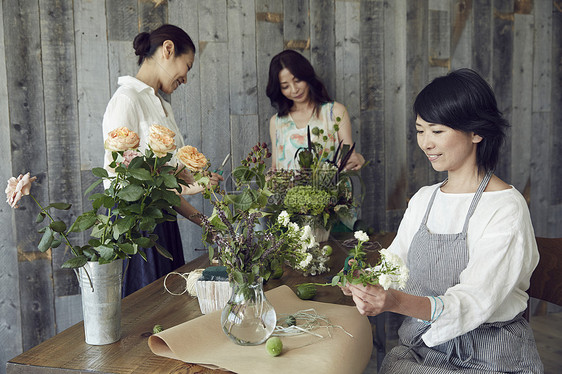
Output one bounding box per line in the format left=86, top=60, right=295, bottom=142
left=273, top=102, right=339, bottom=170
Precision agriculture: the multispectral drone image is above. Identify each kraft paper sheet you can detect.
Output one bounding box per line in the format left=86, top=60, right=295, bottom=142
left=148, top=285, right=373, bottom=374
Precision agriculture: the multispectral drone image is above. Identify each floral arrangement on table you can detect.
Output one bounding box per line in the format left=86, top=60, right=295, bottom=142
left=196, top=142, right=330, bottom=283
left=266, top=119, right=363, bottom=236
left=5, top=125, right=208, bottom=269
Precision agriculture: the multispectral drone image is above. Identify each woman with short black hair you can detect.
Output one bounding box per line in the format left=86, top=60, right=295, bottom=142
left=342, top=68, right=543, bottom=372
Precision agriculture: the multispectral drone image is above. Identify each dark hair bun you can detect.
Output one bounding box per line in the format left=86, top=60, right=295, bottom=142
left=133, top=32, right=150, bottom=57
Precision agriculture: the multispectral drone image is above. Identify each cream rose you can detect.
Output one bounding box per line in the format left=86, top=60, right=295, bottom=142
left=149, top=124, right=176, bottom=139
left=5, top=172, right=37, bottom=208
left=176, top=145, right=208, bottom=172
left=148, top=132, right=176, bottom=157
left=104, top=127, right=140, bottom=151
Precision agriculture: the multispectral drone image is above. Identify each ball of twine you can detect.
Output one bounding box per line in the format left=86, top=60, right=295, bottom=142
left=163, top=269, right=204, bottom=296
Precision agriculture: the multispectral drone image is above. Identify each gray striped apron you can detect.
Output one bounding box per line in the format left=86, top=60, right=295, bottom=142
left=380, top=172, right=543, bottom=373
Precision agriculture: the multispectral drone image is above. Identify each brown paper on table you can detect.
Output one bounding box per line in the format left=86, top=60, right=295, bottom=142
left=148, top=285, right=372, bottom=374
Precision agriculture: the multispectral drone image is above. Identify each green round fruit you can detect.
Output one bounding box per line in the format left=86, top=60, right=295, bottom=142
left=322, top=244, right=333, bottom=256
left=265, top=336, right=283, bottom=357
left=296, top=283, right=317, bottom=300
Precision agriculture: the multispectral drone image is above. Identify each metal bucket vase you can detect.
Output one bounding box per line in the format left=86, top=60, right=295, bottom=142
left=77, top=260, right=123, bottom=345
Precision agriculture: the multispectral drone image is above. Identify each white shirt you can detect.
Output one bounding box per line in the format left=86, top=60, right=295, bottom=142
left=102, top=76, right=184, bottom=174
left=387, top=183, right=539, bottom=347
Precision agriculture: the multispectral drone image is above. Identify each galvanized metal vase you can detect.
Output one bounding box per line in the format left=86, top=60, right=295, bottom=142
left=77, top=260, right=123, bottom=345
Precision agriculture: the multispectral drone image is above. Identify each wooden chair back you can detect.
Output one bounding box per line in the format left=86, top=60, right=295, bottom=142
left=524, top=237, right=562, bottom=320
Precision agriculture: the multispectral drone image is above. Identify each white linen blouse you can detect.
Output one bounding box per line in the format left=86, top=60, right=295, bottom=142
left=387, top=183, right=539, bottom=347
left=102, top=75, right=184, bottom=174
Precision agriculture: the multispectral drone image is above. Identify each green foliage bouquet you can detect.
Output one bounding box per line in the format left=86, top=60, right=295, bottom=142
left=5, top=125, right=206, bottom=269
left=197, top=143, right=321, bottom=283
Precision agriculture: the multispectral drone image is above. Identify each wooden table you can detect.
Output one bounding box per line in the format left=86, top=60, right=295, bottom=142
left=7, top=232, right=396, bottom=374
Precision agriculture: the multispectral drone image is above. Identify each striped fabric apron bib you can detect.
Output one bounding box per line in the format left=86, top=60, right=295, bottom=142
left=380, top=171, right=543, bottom=373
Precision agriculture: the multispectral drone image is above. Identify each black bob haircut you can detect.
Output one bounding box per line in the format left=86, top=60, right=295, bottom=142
left=266, top=49, right=332, bottom=117
left=413, top=68, right=509, bottom=174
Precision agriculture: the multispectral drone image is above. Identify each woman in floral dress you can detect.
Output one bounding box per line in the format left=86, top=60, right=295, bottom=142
left=266, top=49, right=364, bottom=171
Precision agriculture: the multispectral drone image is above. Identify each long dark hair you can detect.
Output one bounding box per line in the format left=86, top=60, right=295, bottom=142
left=266, top=49, right=331, bottom=117
left=133, top=24, right=196, bottom=66
left=413, top=68, right=509, bottom=173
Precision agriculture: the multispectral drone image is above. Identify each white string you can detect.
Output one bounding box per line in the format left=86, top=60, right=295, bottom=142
left=163, top=269, right=204, bottom=296
left=273, top=308, right=353, bottom=338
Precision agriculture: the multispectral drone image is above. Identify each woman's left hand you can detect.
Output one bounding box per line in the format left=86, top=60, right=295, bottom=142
left=348, top=283, right=392, bottom=316
left=342, top=151, right=365, bottom=171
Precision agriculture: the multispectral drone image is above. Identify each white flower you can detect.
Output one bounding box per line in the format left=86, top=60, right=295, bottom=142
left=278, top=211, right=290, bottom=226
left=301, top=225, right=313, bottom=242
left=398, top=267, right=409, bottom=289
left=378, top=273, right=392, bottom=290
left=354, top=230, right=369, bottom=242
left=288, top=222, right=299, bottom=233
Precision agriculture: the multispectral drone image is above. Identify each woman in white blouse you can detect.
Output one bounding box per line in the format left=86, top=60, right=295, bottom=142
left=342, top=69, right=543, bottom=372
left=102, top=24, right=222, bottom=296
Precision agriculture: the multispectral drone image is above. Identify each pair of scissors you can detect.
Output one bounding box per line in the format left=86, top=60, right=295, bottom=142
left=213, top=153, right=230, bottom=175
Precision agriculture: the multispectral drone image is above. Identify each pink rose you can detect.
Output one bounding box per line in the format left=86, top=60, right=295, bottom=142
left=121, top=150, right=142, bottom=167
left=148, top=132, right=176, bottom=157
left=176, top=145, right=208, bottom=172
left=104, top=127, right=140, bottom=151
left=5, top=172, right=37, bottom=208
left=149, top=124, right=176, bottom=139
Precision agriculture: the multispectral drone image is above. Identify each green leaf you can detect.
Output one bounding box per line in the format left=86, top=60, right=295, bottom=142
left=84, top=178, right=103, bottom=196
left=50, top=220, right=67, bottom=233
left=117, top=184, right=145, bottom=202
left=143, top=206, right=164, bottom=219
left=51, top=239, right=62, bottom=248
left=134, top=236, right=153, bottom=248
left=118, top=242, right=136, bottom=255
left=48, top=202, right=72, bottom=210
left=38, top=228, right=54, bottom=252
left=155, top=243, right=173, bottom=260
left=92, top=167, right=109, bottom=178
left=98, top=244, right=115, bottom=260
left=139, top=217, right=156, bottom=232
left=232, top=270, right=244, bottom=285
left=331, top=275, right=340, bottom=286
left=128, top=168, right=152, bottom=181
left=114, top=216, right=135, bottom=236
left=162, top=173, right=179, bottom=188
left=36, top=212, right=46, bottom=223
left=61, top=256, right=88, bottom=269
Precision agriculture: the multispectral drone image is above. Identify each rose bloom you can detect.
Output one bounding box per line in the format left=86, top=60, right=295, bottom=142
left=5, top=172, right=37, bottom=208
left=121, top=150, right=142, bottom=167
left=176, top=145, right=208, bottom=172
left=104, top=127, right=140, bottom=151
left=354, top=230, right=369, bottom=242
left=149, top=124, right=176, bottom=139
left=149, top=132, right=176, bottom=157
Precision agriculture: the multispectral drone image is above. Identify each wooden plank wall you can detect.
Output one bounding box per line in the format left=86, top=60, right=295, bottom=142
left=1, top=0, right=560, bottom=371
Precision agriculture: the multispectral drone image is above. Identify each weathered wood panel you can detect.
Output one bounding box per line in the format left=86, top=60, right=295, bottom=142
left=383, top=0, right=408, bottom=227
left=284, top=0, right=310, bottom=60
left=74, top=0, right=110, bottom=171
left=472, top=0, right=492, bottom=80
left=310, top=0, right=336, bottom=98
left=139, top=0, right=167, bottom=32
left=4, top=0, right=55, bottom=352
left=491, top=0, right=514, bottom=182
left=0, top=0, right=24, bottom=368
left=38, top=0, right=82, bottom=312
left=511, top=13, right=533, bottom=193
left=227, top=0, right=258, bottom=115
left=450, top=0, right=473, bottom=69
left=255, top=0, right=284, bottom=141
left=169, top=0, right=206, bottom=260
left=550, top=2, right=562, bottom=208
left=359, top=0, right=385, bottom=231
